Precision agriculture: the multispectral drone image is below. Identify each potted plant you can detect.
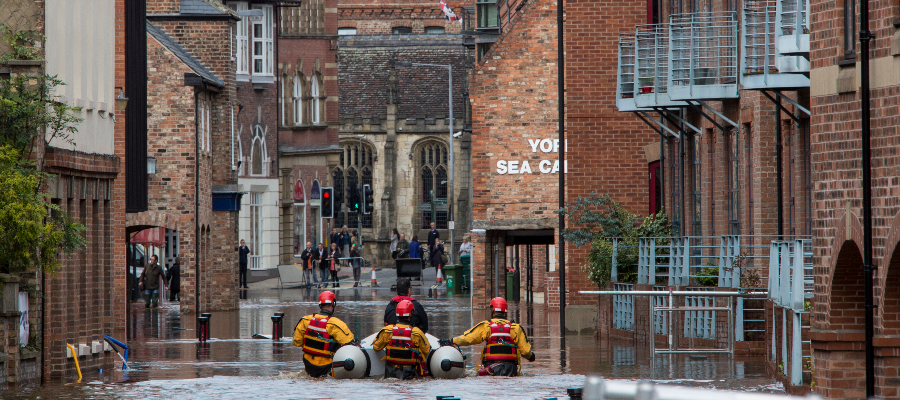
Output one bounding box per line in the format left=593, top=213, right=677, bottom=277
left=639, top=78, right=654, bottom=93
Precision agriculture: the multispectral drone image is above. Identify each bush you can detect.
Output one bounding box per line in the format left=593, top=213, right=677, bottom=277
left=560, top=193, right=673, bottom=287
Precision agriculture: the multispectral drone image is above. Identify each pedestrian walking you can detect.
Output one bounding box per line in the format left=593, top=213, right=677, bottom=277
left=138, top=255, right=164, bottom=308
left=166, top=256, right=181, bottom=302
left=300, top=241, right=316, bottom=288
left=390, top=228, right=399, bottom=259
left=427, top=222, right=440, bottom=257
left=396, top=233, right=410, bottom=259
left=459, top=235, right=473, bottom=257
left=317, top=243, right=329, bottom=288
left=350, top=244, right=362, bottom=287
left=329, top=242, right=342, bottom=288
left=236, top=239, right=251, bottom=289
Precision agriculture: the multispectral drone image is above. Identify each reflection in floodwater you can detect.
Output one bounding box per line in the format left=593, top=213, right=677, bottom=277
left=1, top=284, right=785, bottom=399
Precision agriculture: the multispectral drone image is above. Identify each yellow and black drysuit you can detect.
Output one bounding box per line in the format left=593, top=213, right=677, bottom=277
left=372, top=323, right=432, bottom=379
left=293, top=312, right=355, bottom=377
left=452, top=318, right=534, bottom=376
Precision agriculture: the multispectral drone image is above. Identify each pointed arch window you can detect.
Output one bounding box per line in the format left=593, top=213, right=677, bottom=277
left=250, top=125, right=267, bottom=176
left=333, top=141, right=374, bottom=228
left=311, top=75, right=321, bottom=125
left=418, top=141, right=448, bottom=229
left=293, top=74, right=304, bottom=125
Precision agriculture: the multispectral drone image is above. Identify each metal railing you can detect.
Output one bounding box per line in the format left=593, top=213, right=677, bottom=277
left=581, top=376, right=823, bottom=400
left=768, top=239, right=812, bottom=386
left=741, top=0, right=810, bottom=89
left=635, top=24, right=686, bottom=108
left=668, top=12, right=739, bottom=101
left=613, top=283, right=635, bottom=331
left=684, top=289, right=715, bottom=339
left=616, top=33, right=642, bottom=112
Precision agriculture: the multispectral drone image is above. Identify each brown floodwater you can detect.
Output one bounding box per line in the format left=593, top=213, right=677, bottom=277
left=0, top=282, right=786, bottom=399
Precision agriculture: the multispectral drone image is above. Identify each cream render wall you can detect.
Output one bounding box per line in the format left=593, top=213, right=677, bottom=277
left=45, top=0, right=116, bottom=156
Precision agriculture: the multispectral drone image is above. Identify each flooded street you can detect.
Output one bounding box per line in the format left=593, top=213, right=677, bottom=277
left=2, top=278, right=784, bottom=399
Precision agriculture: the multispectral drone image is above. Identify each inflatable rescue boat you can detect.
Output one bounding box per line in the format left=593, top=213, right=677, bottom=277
left=331, top=332, right=466, bottom=379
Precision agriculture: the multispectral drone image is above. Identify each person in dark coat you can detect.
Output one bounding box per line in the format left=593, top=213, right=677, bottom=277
left=300, top=242, right=316, bottom=288
left=427, top=222, right=440, bottom=258
left=316, top=243, right=329, bottom=288
left=166, top=256, right=181, bottom=301
left=237, top=239, right=251, bottom=289
left=329, top=228, right=340, bottom=250
left=329, top=243, right=342, bottom=288
left=384, top=278, right=429, bottom=333
left=139, top=255, right=164, bottom=308
left=430, top=241, right=445, bottom=271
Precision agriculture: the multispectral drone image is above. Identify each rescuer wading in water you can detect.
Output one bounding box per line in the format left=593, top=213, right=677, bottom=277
left=442, top=297, right=535, bottom=376
left=292, top=291, right=355, bottom=377
left=372, top=299, right=432, bottom=379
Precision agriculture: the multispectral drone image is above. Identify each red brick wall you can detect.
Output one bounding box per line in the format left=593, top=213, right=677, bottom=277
left=339, top=0, right=463, bottom=34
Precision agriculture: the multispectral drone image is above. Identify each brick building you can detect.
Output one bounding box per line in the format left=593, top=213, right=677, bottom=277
left=808, top=1, right=900, bottom=398
left=127, top=0, right=241, bottom=314
left=469, top=0, right=818, bottom=388
left=0, top=0, right=127, bottom=383
left=336, top=0, right=473, bottom=263
left=273, top=0, right=342, bottom=266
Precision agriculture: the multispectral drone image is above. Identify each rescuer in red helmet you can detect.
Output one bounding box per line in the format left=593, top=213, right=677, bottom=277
left=292, top=291, right=355, bottom=377
left=441, top=297, right=535, bottom=376
left=372, top=299, right=432, bottom=379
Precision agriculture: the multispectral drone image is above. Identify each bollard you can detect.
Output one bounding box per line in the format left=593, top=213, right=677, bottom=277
left=271, top=313, right=284, bottom=341
left=582, top=375, right=604, bottom=400
left=567, top=388, right=583, bottom=400
left=198, top=316, right=210, bottom=342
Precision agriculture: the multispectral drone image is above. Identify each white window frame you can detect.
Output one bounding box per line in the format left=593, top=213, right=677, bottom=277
left=250, top=125, right=267, bottom=176
left=338, top=27, right=357, bottom=35
left=249, top=192, right=263, bottom=270
left=293, top=75, right=303, bottom=126
left=227, top=1, right=250, bottom=81
left=311, top=76, right=320, bottom=125
left=251, top=4, right=274, bottom=81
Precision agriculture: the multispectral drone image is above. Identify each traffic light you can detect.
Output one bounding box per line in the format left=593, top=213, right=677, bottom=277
left=321, top=187, right=334, bottom=218
left=363, top=184, right=374, bottom=215
left=349, top=185, right=361, bottom=212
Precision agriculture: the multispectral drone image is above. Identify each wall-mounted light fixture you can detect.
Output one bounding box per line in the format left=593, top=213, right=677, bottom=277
left=115, top=87, right=129, bottom=111
left=147, top=154, right=157, bottom=174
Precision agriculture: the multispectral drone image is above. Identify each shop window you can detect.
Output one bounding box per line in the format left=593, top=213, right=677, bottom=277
left=249, top=192, right=263, bottom=270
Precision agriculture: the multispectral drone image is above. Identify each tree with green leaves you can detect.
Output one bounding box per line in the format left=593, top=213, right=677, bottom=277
left=560, top=193, right=673, bottom=287
left=0, top=69, right=87, bottom=274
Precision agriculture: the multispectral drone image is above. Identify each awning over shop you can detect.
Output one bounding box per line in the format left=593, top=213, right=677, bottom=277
left=130, top=227, right=165, bottom=247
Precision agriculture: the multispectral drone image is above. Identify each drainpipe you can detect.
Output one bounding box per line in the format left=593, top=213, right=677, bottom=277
left=194, top=88, right=201, bottom=333
left=557, top=0, right=566, bottom=337
left=860, top=0, right=874, bottom=396
left=775, top=96, right=783, bottom=240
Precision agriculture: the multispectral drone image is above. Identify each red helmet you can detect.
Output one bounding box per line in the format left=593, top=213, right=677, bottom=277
left=490, top=297, right=508, bottom=313
left=396, top=300, right=414, bottom=318
left=319, top=291, right=336, bottom=305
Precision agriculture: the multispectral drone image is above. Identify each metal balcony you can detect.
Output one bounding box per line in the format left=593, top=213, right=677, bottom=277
left=776, top=0, right=810, bottom=55
left=740, top=0, right=809, bottom=90
left=668, top=12, right=739, bottom=101
left=635, top=24, right=687, bottom=109
left=616, top=33, right=644, bottom=112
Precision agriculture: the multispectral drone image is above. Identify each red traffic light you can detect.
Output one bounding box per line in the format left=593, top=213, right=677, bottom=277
left=324, top=192, right=330, bottom=198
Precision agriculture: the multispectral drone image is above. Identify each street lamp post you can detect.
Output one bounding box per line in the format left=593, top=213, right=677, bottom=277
left=395, top=61, right=455, bottom=265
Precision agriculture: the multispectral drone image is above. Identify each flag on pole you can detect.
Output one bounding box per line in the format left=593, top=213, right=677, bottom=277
left=440, top=0, right=459, bottom=21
